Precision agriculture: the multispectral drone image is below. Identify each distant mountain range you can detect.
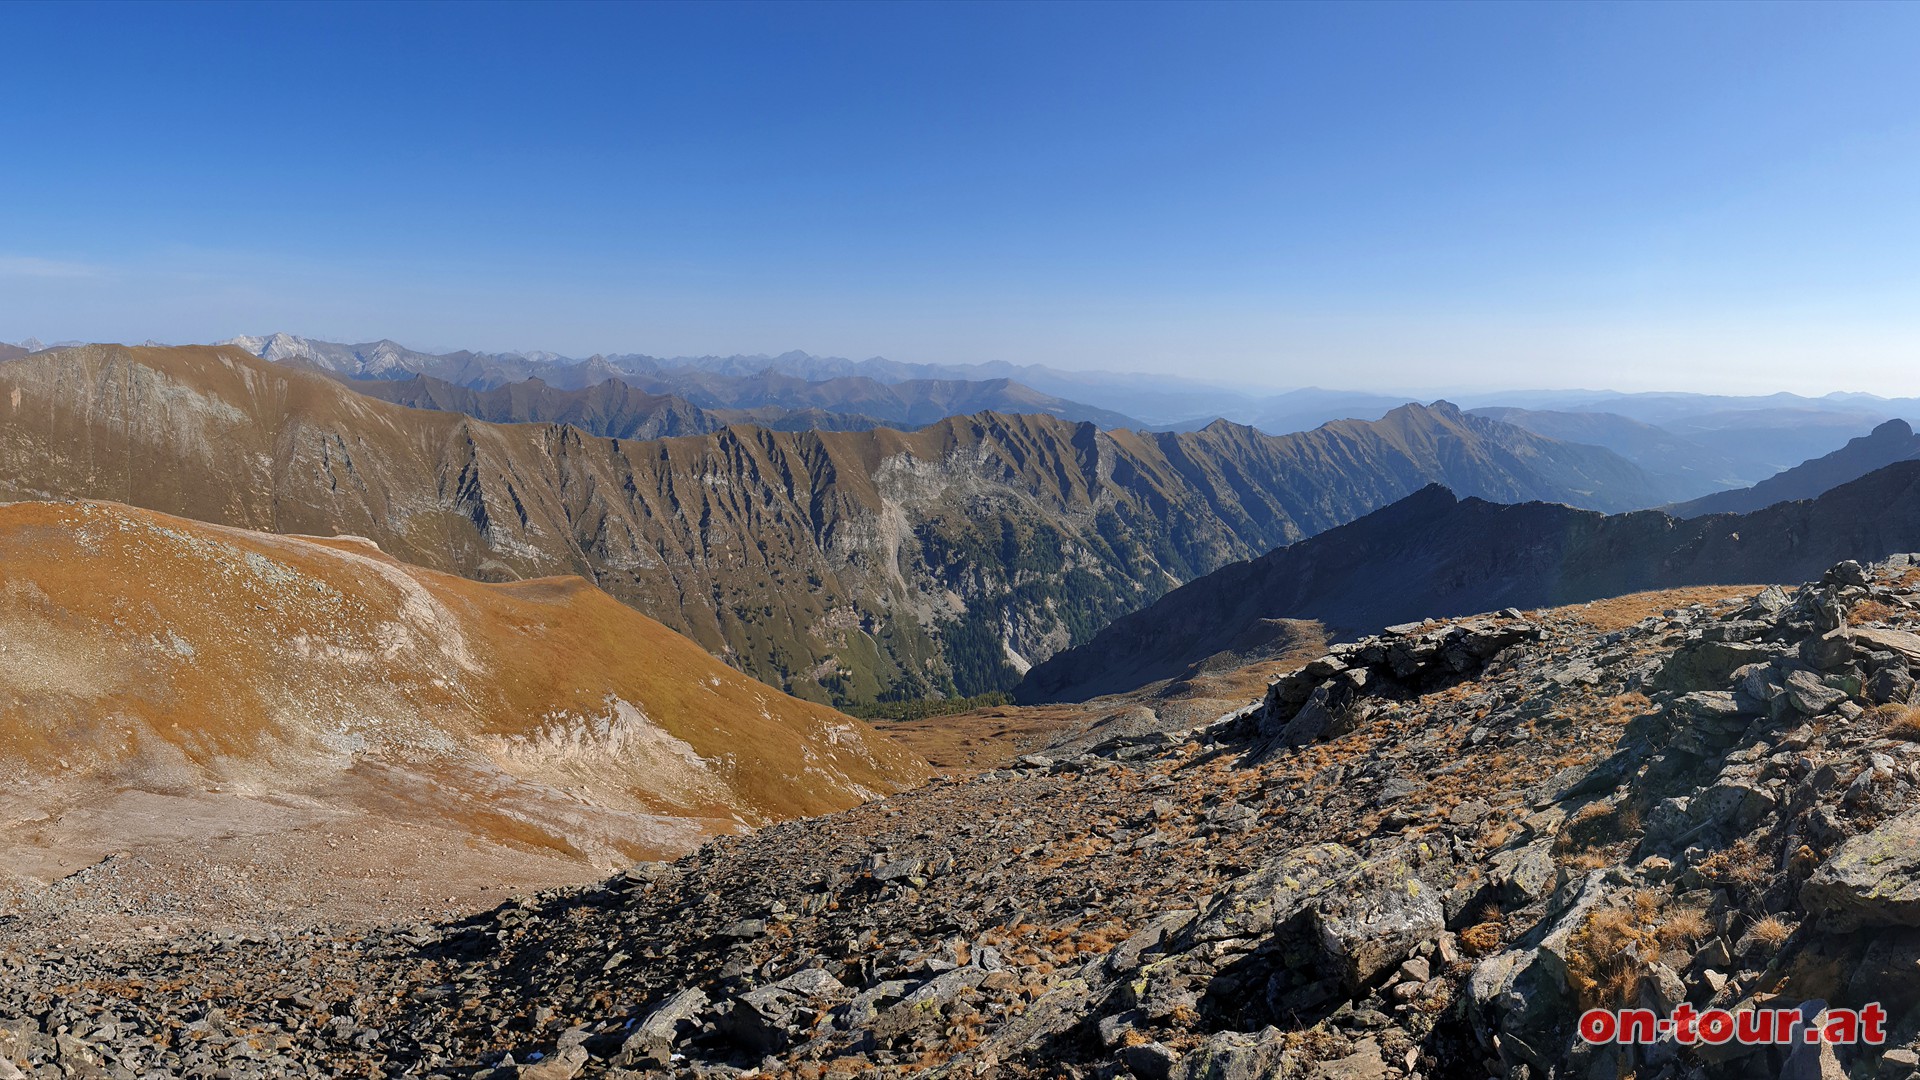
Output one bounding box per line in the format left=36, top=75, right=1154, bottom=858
left=335, top=372, right=889, bottom=438
left=0, top=344, right=1674, bottom=705
left=1466, top=406, right=1763, bottom=500
left=224, top=333, right=1145, bottom=430
left=212, top=335, right=1911, bottom=481
left=1667, top=417, right=1920, bottom=517
left=1018, top=459, right=1920, bottom=703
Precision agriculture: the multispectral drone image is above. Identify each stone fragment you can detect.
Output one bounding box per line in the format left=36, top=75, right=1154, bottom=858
left=1122, top=1041, right=1182, bottom=1080
left=1784, top=670, right=1847, bottom=716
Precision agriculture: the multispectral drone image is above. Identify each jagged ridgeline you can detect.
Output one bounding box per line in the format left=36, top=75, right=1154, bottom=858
left=0, top=344, right=1669, bottom=704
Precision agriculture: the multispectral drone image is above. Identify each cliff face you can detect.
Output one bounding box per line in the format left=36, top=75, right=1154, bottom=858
left=0, top=345, right=1667, bottom=703
left=1021, top=462, right=1920, bottom=702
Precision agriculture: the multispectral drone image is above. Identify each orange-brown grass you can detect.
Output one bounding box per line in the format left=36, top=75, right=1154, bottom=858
left=1656, top=908, right=1712, bottom=950
left=1459, top=922, right=1503, bottom=957
left=1873, top=704, right=1920, bottom=741
left=883, top=704, right=1084, bottom=772
left=0, top=500, right=929, bottom=853
left=1557, top=799, right=1641, bottom=854
left=1749, top=915, right=1794, bottom=949
left=1696, top=838, right=1773, bottom=893
left=1566, top=902, right=1663, bottom=1010
left=1549, top=586, right=1767, bottom=634
left=1851, top=598, right=1902, bottom=624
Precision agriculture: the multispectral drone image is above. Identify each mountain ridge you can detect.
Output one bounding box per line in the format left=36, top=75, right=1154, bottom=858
left=1667, top=416, right=1920, bottom=518
left=1, top=343, right=1672, bottom=704
left=1019, top=460, right=1920, bottom=702
left=223, top=333, right=1146, bottom=430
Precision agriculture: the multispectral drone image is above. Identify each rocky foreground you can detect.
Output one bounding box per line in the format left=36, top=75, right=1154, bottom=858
left=8, top=563, right=1920, bottom=1079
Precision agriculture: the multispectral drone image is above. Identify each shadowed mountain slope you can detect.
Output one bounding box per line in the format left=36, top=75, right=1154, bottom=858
left=0, top=500, right=926, bottom=871
left=1, top=344, right=1668, bottom=704
left=1019, top=461, right=1920, bottom=701
left=1668, top=417, right=1920, bottom=518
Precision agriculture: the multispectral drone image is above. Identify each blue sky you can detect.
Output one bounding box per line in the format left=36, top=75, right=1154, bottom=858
left=5, top=1, right=1920, bottom=392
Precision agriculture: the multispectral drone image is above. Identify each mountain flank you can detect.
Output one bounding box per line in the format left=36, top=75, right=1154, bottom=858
left=0, top=499, right=924, bottom=905
left=1020, top=460, right=1920, bottom=702
left=1, top=344, right=1670, bottom=704
left=8, top=562, right=1920, bottom=1077
left=339, top=373, right=732, bottom=439
left=1668, top=416, right=1920, bottom=518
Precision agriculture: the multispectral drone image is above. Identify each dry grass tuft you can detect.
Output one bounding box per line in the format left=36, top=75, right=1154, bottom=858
left=1565, top=905, right=1660, bottom=1010
left=1656, top=908, right=1712, bottom=950
left=1696, top=838, right=1773, bottom=892
left=1749, top=915, right=1794, bottom=949
left=1458, top=922, right=1503, bottom=957
left=1875, top=704, right=1920, bottom=741
left=1851, top=598, right=1901, bottom=624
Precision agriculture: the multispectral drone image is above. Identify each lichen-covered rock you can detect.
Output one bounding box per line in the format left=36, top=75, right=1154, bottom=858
left=1310, top=855, right=1443, bottom=991
left=1784, top=669, right=1849, bottom=716
left=1184, top=844, right=1361, bottom=945
left=1800, top=810, right=1920, bottom=930
left=1168, top=1027, right=1297, bottom=1080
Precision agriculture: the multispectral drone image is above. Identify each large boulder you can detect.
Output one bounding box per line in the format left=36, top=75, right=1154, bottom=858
left=1169, top=1027, right=1299, bottom=1080
left=1851, top=625, right=1920, bottom=665
left=1310, top=854, right=1444, bottom=991
left=716, top=969, right=849, bottom=1052
left=1800, top=810, right=1920, bottom=931
left=615, top=987, right=709, bottom=1067
left=1184, top=844, right=1361, bottom=945
left=1654, top=640, right=1773, bottom=693
left=1466, top=872, right=1618, bottom=1073
left=1783, top=669, right=1848, bottom=716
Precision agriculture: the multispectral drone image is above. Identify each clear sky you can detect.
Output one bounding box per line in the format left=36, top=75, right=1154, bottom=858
left=5, top=1, right=1920, bottom=393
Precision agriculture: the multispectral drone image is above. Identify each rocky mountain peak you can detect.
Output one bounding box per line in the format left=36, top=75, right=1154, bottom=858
left=1870, top=416, right=1915, bottom=440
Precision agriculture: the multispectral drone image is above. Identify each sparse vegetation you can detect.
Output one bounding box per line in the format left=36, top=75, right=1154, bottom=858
left=847, top=692, right=1014, bottom=722
left=1656, top=907, right=1711, bottom=949
left=1749, top=914, right=1794, bottom=948
left=1459, top=922, right=1503, bottom=957
left=1565, top=903, right=1660, bottom=1010
left=1696, top=837, right=1774, bottom=893
left=1874, top=703, right=1920, bottom=740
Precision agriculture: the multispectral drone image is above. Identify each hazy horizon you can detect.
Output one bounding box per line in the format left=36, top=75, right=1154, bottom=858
left=9, top=3, right=1920, bottom=396
left=18, top=331, right=1920, bottom=403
